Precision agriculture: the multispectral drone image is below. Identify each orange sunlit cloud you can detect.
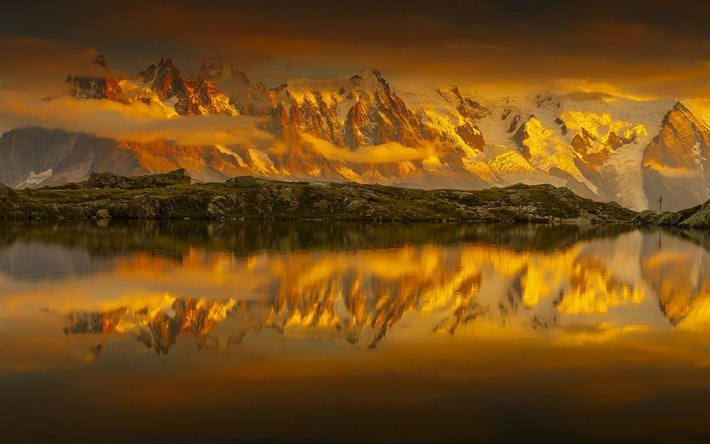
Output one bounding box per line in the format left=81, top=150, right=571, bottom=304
left=0, top=91, right=272, bottom=146
left=0, top=1, right=708, bottom=100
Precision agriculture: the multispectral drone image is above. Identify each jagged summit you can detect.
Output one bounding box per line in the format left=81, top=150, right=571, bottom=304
left=65, top=52, right=125, bottom=101
left=350, top=69, right=390, bottom=92
left=131, top=57, right=237, bottom=116
left=642, top=98, right=710, bottom=209
left=664, top=100, right=704, bottom=127
left=138, top=57, right=184, bottom=100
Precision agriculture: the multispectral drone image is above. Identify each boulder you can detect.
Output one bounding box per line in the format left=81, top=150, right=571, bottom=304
left=632, top=210, right=658, bottom=225
left=680, top=200, right=710, bottom=228
left=84, top=169, right=191, bottom=189
left=226, top=176, right=271, bottom=188
left=86, top=172, right=131, bottom=189
left=136, top=169, right=191, bottom=187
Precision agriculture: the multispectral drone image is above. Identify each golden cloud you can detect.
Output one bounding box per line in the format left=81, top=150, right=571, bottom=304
left=683, top=97, right=710, bottom=128
left=300, top=134, right=442, bottom=164
left=0, top=92, right=273, bottom=146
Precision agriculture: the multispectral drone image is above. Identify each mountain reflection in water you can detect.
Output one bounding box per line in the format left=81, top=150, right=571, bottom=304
left=0, top=222, right=708, bottom=443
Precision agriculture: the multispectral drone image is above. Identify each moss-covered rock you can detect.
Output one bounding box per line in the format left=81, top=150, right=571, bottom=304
left=633, top=199, right=710, bottom=228
left=0, top=173, right=640, bottom=223
left=679, top=200, right=710, bottom=228
left=83, top=168, right=191, bottom=190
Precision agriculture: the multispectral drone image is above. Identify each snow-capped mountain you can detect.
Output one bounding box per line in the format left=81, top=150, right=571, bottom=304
left=2, top=56, right=708, bottom=210
left=642, top=102, right=710, bottom=211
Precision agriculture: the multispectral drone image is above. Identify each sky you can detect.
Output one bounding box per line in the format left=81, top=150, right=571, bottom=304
left=0, top=0, right=707, bottom=143
left=0, top=0, right=707, bottom=96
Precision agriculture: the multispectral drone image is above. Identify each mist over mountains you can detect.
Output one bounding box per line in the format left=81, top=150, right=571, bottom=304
left=1, top=54, right=708, bottom=211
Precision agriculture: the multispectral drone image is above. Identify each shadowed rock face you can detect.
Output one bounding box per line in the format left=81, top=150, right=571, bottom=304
left=65, top=53, right=126, bottom=103
left=141, top=58, right=185, bottom=101
left=642, top=102, right=710, bottom=211
left=66, top=75, right=125, bottom=101
left=0, top=128, right=141, bottom=188
left=0, top=128, right=259, bottom=187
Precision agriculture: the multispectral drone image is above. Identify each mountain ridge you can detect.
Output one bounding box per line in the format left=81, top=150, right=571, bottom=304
left=1, top=55, right=708, bottom=211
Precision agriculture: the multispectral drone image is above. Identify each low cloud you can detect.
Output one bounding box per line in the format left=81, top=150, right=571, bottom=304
left=0, top=36, right=272, bottom=147
left=555, top=79, right=658, bottom=102
left=300, top=133, right=441, bottom=164
left=0, top=92, right=273, bottom=146
left=0, top=36, right=110, bottom=96
left=560, top=91, right=617, bottom=102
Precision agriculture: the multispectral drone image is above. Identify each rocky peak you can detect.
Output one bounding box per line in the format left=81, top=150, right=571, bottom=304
left=353, top=69, right=390, bottom=93
left=642, top=100, right=710, bottom=210
left=66, top=53, right=124, bottom=102
left=512, top=117, right=531, bottom=154
left=150, top=58, right=185, bottom=101
left=136, top=58, right=237, bottom=116
left=66, top=75, right=125, bottom=101
left=652, top=101, right=709, bottom=164
left=433, top=86, right=488, bottom=152
left=663, top=101, right=703, bottom=128
left=198, top=63, right=225, bottom=80
left=533, top=92, right=561, bottom=109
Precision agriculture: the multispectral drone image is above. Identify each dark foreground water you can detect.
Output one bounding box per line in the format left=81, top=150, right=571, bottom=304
left=0, top=222, right=708, bottom=443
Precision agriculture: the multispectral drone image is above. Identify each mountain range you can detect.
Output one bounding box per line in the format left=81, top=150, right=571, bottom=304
left=1, top=54, right=708, bottom=211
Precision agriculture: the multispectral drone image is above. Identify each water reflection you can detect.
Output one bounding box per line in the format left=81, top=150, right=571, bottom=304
left=0, top=222, right=709, bottom=443
left=0, top=223, right=707, bottom=357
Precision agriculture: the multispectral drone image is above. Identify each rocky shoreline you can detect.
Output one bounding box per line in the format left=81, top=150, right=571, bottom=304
left=633, top=202, right=710, bottom=228
left=0, top=169, right=707, bottom=227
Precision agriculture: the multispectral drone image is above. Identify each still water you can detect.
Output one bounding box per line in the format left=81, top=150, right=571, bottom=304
left=0, top=222, right=708, bottom=443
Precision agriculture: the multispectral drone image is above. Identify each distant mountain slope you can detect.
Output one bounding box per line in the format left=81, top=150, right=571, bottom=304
left=0, top=128, right=140, bottom=187
left=0, top=128, right=256, bottom=187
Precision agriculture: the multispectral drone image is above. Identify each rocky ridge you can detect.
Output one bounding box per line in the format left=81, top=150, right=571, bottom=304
left=634, top=199, right=710, bottom=228
left=0, top=170, right=637, bottom=223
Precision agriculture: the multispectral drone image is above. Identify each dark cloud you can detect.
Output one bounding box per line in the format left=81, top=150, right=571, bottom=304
left=3, top=1, right=707, bottom=50
left=0, top=0, right=707, bottom=98
left=0, top=91, right=272, bottom=146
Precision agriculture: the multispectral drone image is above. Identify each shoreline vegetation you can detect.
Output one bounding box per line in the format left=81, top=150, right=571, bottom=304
left=0, top=169, right=708, bottom=227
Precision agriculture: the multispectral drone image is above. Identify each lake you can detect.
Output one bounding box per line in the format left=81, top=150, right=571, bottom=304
left=0, top=222, right=708, bottom=443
